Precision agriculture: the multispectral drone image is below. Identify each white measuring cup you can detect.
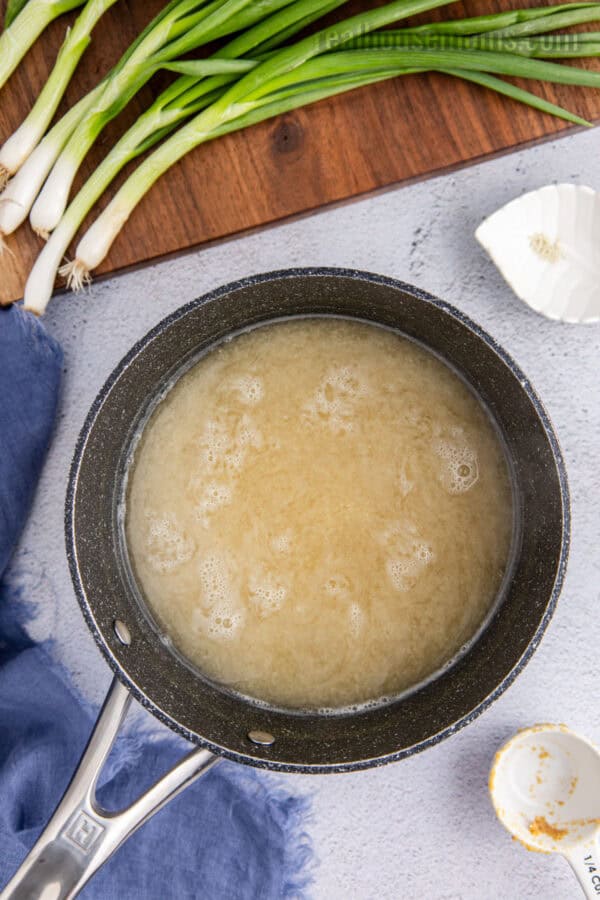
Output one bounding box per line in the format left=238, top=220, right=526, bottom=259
left=490, top=724, right=600, bottom=897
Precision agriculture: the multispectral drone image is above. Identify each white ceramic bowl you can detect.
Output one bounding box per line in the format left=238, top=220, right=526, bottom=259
left=476, top=183, right=600, bottom=324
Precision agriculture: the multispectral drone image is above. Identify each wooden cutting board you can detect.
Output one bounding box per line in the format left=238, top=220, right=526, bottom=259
left=1, top=0, right=599, bottom=304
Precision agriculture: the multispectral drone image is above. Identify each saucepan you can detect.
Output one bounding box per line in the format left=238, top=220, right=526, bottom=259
left=2, top=268, right=569, bottom=899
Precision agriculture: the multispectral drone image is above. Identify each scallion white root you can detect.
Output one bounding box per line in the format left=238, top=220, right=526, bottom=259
left=0, top=87, right=101, bottom=241
left=59, top=259, right=90, bottom=290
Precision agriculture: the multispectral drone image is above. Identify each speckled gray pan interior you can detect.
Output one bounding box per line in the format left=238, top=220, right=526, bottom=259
left=65, top=268, right=570, bottom=773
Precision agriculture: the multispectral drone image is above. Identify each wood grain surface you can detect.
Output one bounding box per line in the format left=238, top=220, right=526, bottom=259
left=1, top=0, right=599, bottom=304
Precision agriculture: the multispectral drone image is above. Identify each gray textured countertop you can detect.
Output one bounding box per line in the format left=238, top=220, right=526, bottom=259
left=11, top=125, right=600, bottom=899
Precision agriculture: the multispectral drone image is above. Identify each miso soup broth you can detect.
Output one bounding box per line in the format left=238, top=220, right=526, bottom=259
left=126, top=318, right=513, bottom=709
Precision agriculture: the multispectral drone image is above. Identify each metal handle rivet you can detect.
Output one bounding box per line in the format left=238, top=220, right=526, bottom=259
left=248, top=730, right=275, bottom=746
left=113, top=619, right=131, bottom=646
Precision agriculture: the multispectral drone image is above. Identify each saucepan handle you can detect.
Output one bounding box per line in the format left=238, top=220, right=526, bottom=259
left=0, top=676, right=218, bottom=900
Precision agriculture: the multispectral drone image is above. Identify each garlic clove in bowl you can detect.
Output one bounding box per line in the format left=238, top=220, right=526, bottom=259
left=475, top=183, right=600, bottom=324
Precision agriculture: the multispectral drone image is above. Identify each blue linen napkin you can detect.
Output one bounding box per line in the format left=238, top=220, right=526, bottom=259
left=0, top=305, right=313, bottom=899
left=0, top=305, right=62, bottom=574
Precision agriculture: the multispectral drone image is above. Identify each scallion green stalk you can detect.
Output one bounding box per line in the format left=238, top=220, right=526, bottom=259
left=0, top=0, right=120, bottom=184
left=300, top=47, right=600, bottom=89
left=0, top=0, right=85, bottom=92
left=438, top=68, right=591, bottom=125
left=386, top=3, right=600, bottom=36
left=491, top=4, right=600, bottom=37
left=203, top=0, right=457, bottom=107
left=347, top=30, right=600, bottom=59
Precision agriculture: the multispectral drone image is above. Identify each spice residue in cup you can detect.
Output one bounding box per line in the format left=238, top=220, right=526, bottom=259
left=529, top=816, right=568, bottom=841
left=569, top=776, right=579, bottom=795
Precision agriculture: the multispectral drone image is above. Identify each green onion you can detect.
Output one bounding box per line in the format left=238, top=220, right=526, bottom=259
left=32, top=67, right=420, bottom=305
left=0, top=86, right=104, bottom=238
left=0, top=0, right=347, bottom=243
left=29, top=0, right=303, bottom=235
left=0, top=0, right=120, bottom=187
left=202, top=0, right=456, bottom=106
left=161, top=59, right=257, bottom=76
left=347, top=30, right=600, bottom=59
left=439, top=68, right=591, bottom=126
left=387, top=3, right=600, bottom=36
left=0, top=0, right=85, bottom=91
left=0, top=0, right=187, bottom=199
left=23, top=0, right=459, bottom=310
left=19, top=0, right=350, bottom=296
left=70, top=28, right=598, bottom=278
left=308, top=47, right=600, bottom=88
left=486, top=35, right=600, bottom=59
left=490, top=4, right=600, bottom=37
